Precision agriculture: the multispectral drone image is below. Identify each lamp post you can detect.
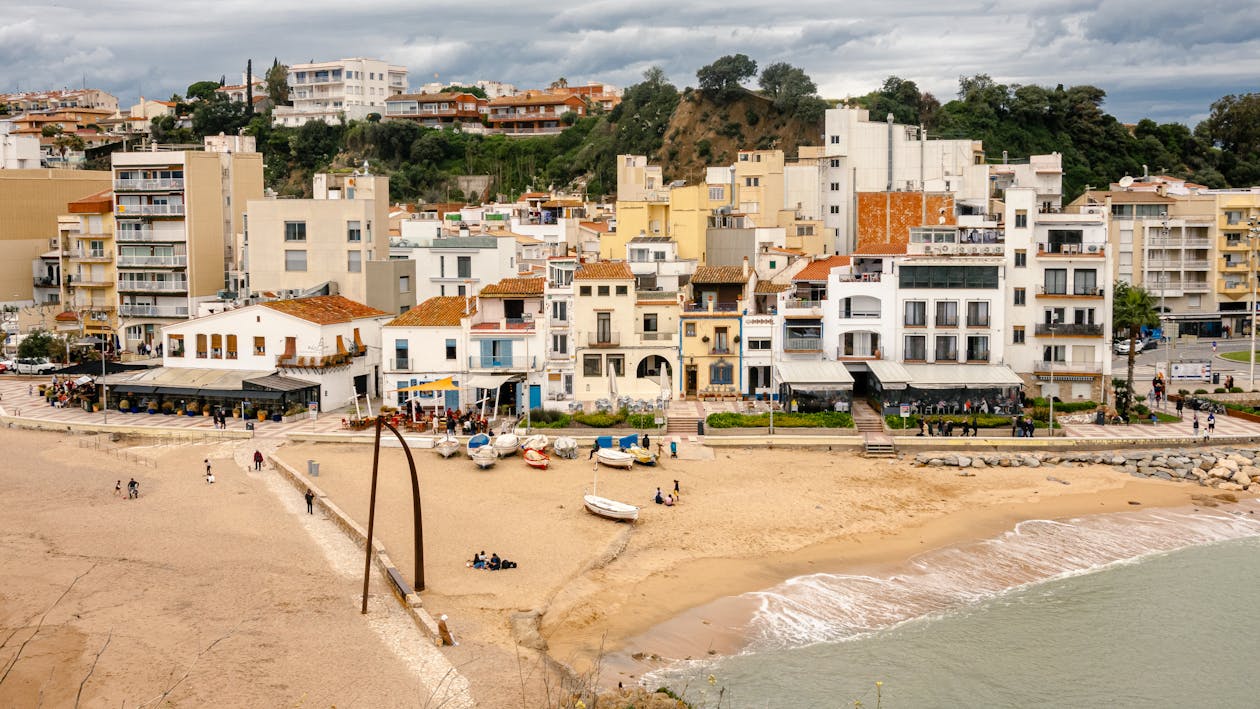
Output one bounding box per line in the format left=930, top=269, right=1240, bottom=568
left=1048, top=312, right=1058, bottom=437
left=1250, top=218, right=1260, bottom=391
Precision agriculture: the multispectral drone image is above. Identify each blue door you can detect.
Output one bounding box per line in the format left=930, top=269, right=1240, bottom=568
left=445, top=384, right=459, bottom=410
left=529, top=384, right=541, bottom=410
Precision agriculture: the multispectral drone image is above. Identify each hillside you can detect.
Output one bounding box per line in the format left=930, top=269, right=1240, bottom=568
left=656, top=90, right=822, bottom=183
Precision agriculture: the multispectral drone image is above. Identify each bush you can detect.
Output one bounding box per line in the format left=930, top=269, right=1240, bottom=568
left=891, top=414, right=1012, bottom=429
left=1194, top=389, right=1208, bottom=394
left=572, top=410, right=626, bottom=428
left=1054, top=400, right=1099, bottom=413
left=1214, top=388, right=1226, bottom=394
left=626, top=413, right=658, bottom=428
left=1229, top=387, right=1245, bottom=393
left=527, top=408, right=571, bottom=429
left=707, top=411, right=854, bottom=428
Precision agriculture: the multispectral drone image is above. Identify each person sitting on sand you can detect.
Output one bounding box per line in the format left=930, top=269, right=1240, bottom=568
left=488, top=553, right=501, bottom=571
left=654, top=487, right=664, bottom=504
left=664, top=494, right=675, bottom=507
left=473, top=551, right=486, bottom=569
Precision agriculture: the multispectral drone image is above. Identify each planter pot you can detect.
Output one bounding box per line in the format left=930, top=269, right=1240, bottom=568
left=131, top=406, right=139, bottom=414
left=186, top=410, right=196, bottom=417
left=271, top=414, right=282, bottom=422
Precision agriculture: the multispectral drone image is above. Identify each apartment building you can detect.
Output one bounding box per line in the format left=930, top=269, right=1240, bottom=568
left=572, top=262, right=678, bottom=405
left=679, top=264, right=754, bottom=400
left=1, top=121, right=39, bottom=168
left=465, top=277, right=547, bottom=414
left=0, top=89, right=118, bottom=113
left=59, top=190, right=118, bottom=337
left=273, top=58, right=407, bottom=127
left=1211, top=190, right=1260, bottom=336
left=543, top=257, right=577, bottom=404
left=384, top=92, right=488, bottom=131
left=486, top=92, right=586, bottom=135
left=395, top=220, right=518, bottom=302
left=111, top=140, right=263, bottom=349
left=246, top=172, right=404, bottom=313
left=383, top=296, right=473, bottom=409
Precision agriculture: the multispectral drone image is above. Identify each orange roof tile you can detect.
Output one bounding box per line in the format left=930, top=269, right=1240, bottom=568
left=579, top=220, right=612, bottom=233
left=853, top=243, right=908, bottom=255
left=388, top=91, right=482, bottom=103
left=574, top=262, right=633, bottom=280
left=387, top=296, right=474, bottom=327
left=691, top=265, right=750, bottom=285
left=489, top=92, right=584, bottom=108
left=793, top=255, right=852, bottom=281
left=754, top=281, right=792, bottom=294
left=67, top=189, right=113, bottom=214
left=259, top=295, right=388, bottom=324
left=480, top=277, right=545, bottom=296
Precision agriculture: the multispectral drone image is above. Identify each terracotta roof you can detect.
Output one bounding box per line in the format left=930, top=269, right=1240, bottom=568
left=388, top=91, right=481, bottom=103
left=67, top=188, right=113, bottom=214
left=691, top=265, right=750, bottom=285
left=852, top=243, right=908, bottom=255
left=793, top=255, right=852, bottom=281
left=387, top=296, right=474, bottom=327
left=480, top=277, right=545, bottom=296
left=754, top=281, right=792, bottom=294
left=574, top=262, right=633, bottom=280
left=579, top=220, right=611, bottom=233
left=520, top=192, right=548, bottom=199
left=259, top=295, right=388, bottom=324
left=766, top=246, right=803, bottom=255
left=489, top=92, right=583, bottom=107
left=54, top=310, right=79, bottom=323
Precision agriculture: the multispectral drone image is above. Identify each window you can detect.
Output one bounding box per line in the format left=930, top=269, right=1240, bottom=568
left=347, top=220, right=362, bottom=242
left=830, top=135, right=840, bottom=144
left=1015, top=250, right=1027, bottom=268
left=744, top=177, right=760, bottom=187
left=284, top=221, right=306, bottom=241
left=583, top=354, right=602, bottom=376
left=195, top=334, right=208, bottom=358
left=830, top=182, right=840, bottom=191
left=285, top=250, right=307, bottom=271
left=1013, top=326, right=1026, bottom=344
left=1014, top=288, right=1026, bottom=306
left=226, top=334, right=238, bottom=359
left=596, top=312, right=612, bottom=343
left=439, top=256, right=445, bottom=278
left=899, top=266, right=999, bottom=289
left=966, top=335, right=989, bottom=362
left=169, top=335, right=184, bottom=357
left=1014, top=210, right=1028, bottom=228
left=829, top=205, right=840, bottom=214
left=710, top=361, right=733, bottom=385
left=708, top=186, right=725, bottom=200
left=445, top=339, right=456, bottom=360
left=685, top=322, right=696, bottom=337
left=394, top=339, right=409, bottom=368
left=966, top=301, right=990, bottom=327
left=714, top=327, right=730, bottom=353
left=1043, top=345, right=1066, bottom=362
left=747, top=338, right=771, bottom=350
left=904, top=301, right=926, bottom=327
left=579, top=286, right=592, bottom=296
left=796, top=225, right=814, bottom=236
left=904, top=335, right=926, bottom=360
left=457, top=256, right=471, bottom=278
left=210, top=334, right=222, bottom=359
left=551, top=300, right=568, bottom=321
left=348, top=250, right=362, bottom=273
left=615, top=285, right=628, bottom=295
left=399, top=275, right=411, bottom=293
left=598, top=285, right=610, bottom=296
left=934, top=335, right=957, bottom=361
left=830, top=158, right=841, bottom=167
left=935, top=301, right=959, bottom=327
left=643, top=313, right=658, bottom=333
left=1073, top=269, right=1098, bottom=295
left=1044, top=269, right=1067, bottom=295
left=607, top=354, right=625, bottom=376
left=552, top=333, right=567, bottom=354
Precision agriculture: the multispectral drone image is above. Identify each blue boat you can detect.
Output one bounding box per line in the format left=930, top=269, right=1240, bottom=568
left=466, top=433, right=491, bottom=458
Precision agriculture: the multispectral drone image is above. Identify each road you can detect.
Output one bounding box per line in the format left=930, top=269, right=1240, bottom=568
left=1111, top=336, right=1259, bottom=392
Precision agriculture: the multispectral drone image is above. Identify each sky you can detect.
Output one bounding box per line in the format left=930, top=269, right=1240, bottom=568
left=3, top=0, right=1258, bottom=126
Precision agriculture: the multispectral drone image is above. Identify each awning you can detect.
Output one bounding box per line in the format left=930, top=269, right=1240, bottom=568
left=243, top=374, right=319, bottom=392
left=774, top=361, right=854, bottom=387
left=465, top=374, right=517, bottom=390
left=398, top=377, right=458, bottom=393
left=900, top=364, right=1023, bottom=390
left=108, top=384, right=156, bottom=395
left=864, top=360, right=911, bottom=390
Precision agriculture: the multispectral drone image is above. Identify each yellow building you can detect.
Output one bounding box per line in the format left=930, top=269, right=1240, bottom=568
left=679, top=265, right=753, bottom=399
left=1213, top=191, right=1260, bottom=335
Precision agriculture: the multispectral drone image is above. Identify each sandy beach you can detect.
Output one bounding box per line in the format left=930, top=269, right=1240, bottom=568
left=274, top=438, right=1202, bottom=695
left=0, top=429, right=468, bottom=708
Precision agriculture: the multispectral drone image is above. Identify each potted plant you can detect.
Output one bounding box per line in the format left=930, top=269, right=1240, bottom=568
left=161, top=401, right=174, bottom=415
left=131, top=402, right=140, bottom=414
left=232, top=407, right=241, bottom=418
left=119, top=398, right=130, bottom=413
left=185, top=401, right=198, bottom=416
left=701, top=335, right=711, bottom=343
left=257, top=409, right=267, bottom=421
left=271, top=412, right=282, bottom=422
left=243, top=406, right=255, bottom=420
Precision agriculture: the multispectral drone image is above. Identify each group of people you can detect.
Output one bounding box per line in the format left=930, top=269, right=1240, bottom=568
left=1012, top=415, right=1038, bottom=437
left=114, top=478, right=140, bottom=499
left=41, top=375, right=93, bottom=409
left=653, top=480, right=681, bottom=506
left=916, top=417, right=981, bottom=437
left=210, top=408, right=230, bottom=429
left=135, top=341, right=162, bottom=357
left=468, top=550, right=517, bottom=571
left=443, top=408, right=491, bottom=436
left=902, top=396, right=1013, bottom=417
left=1191, top=412, right=1217, bottom=439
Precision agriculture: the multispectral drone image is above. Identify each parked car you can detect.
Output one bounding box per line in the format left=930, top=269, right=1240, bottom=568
left=0, top=358, right=15, bottom=371
left=15, top=357, right=57, bottom=374
left=1113, top=339, right=1145, bottom=355
left=1142, top=336, right=1160, bottom=351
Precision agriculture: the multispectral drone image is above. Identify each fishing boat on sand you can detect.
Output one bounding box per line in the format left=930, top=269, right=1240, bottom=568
left=493, top=432, right=520, bottom=457
left=596, top=448, right=635, bottom=469
left=472, top=446, right=498, bottom=469
left=521, top=433, right=549, bottom=451
left=583, top=494, right=639, bottom=521
left=435, top=434, right=460, bottom=458
left=524, top=449, right=550, bottom=470
left=553, top=437, right=578, bottom=459
left=466, top=433, right=491, bottom=458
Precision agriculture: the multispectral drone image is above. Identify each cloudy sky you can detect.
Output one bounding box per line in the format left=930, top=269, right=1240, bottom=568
left=4, top=0, right=1258, bottom=125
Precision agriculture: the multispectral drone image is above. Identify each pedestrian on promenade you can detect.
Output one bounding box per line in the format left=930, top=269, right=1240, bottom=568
left=253, top=450, right=264, bottom=470
left=1176, top=398, right=1184, bottom=417
left=1207, top=412, right=1216, bottom=433
left=1193, top=414, right=1200, bottom=437
left=304, top=488, right=314, bottom=514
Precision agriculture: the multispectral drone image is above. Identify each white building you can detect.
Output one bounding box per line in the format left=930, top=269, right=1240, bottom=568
left=466, top=277, right=548, bottom=415
left=542, top=257, right=577, bottom=404
left=626, top=236, right=697, bottom=293
left=382, top=295, right=473, bottom=411
left=395, top=221, right=518, bottom=302
left=0, top=121, right=40, bottom=169
left=273, top=58, right=408, bottom=127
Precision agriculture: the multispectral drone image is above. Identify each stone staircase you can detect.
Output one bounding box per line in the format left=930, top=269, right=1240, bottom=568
left=665, top=401, right=703, bottom=437
left=852, top=402, right=895, bottom=457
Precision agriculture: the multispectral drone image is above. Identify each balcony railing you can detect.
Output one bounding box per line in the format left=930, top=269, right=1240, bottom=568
left=1036, top=242, right=1105, bottom=256
left=1034, top=360, right=1102, bottom=373
left=115, top=204, right=185, bottom=217
left=1148, top=258, right=1210, bottom=269
left=836, top=273, right=882, bottom=282
left=468, top=355, right=536, bottom=370
left=840, top=310, right=881, bottom=319
left=118, top=280, right=187, bottom=292
left=1035, top=322, right=1104, bottom=336
left=587, top=333, right=621, bottom=347
left=785, top=336, right=822, bottom=351
left=119, top=304, right=188, bottom=317
left=935, top=318, right=959, bottom=327
left=965, top=352, right=991, bottom=363
left=113, top=177, right=184, bottom=191
left=33, top=277, right=57, bottom=288
left=72, top=250, right=112, bottom=262
left=277, top=353, right=354, bottom=369
left=784, top=298, right=822, bottom=309
left=684, top=301, right=740, bottom=313
left=637, top=331, right=675, bottom=342
left=117, top=255, right=187, bottom=267
left=469, top=318, right=535, bottom=331
left=635, top=290, right=678, bottom=301
left=1036, top=285, right=1104, bottom=297
left=116, top=229, right=171, bottom=242
left=392, top=358, right=411, bottom=370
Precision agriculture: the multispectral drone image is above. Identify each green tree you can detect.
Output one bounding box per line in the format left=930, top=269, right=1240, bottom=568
left=1112, top=282, right=1160, bottom=414
left=1197, top=93, right=1260, bottom=187
left=53, top=131, right=85, bottom=159
left=17, top=330, right=56, bottom=359
left=266, top=59, right=290, bottom=106
left=186, top=80, right=221, bottom=101
left=758, top=62, right=817, bottom=112
left=445, top=85, right=487, bottom=99
left=191, top=94, right=250, bottom=137
left=857, top=76, right=934, bottom=126
left=696, top=53, right=757, bottom=103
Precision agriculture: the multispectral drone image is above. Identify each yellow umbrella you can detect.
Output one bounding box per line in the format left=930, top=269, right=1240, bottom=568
left=397, top=377, right=458, bottom=393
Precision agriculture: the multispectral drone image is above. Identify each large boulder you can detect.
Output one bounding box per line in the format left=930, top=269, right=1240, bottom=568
left=957, top=455, right=972, bottom=468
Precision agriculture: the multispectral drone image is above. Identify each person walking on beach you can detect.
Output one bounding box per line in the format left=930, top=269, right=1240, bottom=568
left=304, top=488, right=314, bottom=514
left=114, top=480, right=122, bottom=497
left=127, top=478, right=139, bottom=499
left=253, top=450, right=264, bottom=471
left=204, top=459, right=212, bottom=476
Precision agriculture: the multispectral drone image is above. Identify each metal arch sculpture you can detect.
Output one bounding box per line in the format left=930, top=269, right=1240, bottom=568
left=361, top=416, right=426, bottom=614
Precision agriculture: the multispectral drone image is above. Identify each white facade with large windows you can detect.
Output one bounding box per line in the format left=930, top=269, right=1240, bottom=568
left=273, top=58, right=408, bottom=127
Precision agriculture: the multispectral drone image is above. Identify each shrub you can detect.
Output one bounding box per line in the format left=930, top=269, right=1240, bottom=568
left=745, top=108, right=760, bottom=126
left=526, top=408, right=571, bottom=428
left=1214, top=388, right=1226, bottom=394
left=1054, top=400, right=1099, bottom=413
left=1135, top=404, right=1150, bottom=416
left=1229, top=387, right=1245, bottom=393
left=696, top=138, right=712, bottom=159
left=706, top=411, right=854, bottom=428
left=572, top=410, right=625, bottom=428
left=1194, top=389, right=1208, bottom=394
left=627, top=413, right=658, bottom=429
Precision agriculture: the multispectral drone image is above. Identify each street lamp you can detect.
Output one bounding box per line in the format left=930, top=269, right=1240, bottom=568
left=1048, top=312, right=1058, bottom=437
left=1250, top=218, right=1260, bottom=391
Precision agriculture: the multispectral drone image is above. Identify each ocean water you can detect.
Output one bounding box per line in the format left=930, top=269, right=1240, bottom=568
left=649, top=501, right=1260, bottom=708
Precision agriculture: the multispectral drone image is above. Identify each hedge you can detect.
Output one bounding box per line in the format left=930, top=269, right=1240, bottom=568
left=889, top=413, right=1012, bottom=429
left=706, top=411, right=854, bottom=428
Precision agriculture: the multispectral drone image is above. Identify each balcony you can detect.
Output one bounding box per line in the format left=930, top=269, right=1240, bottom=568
left=1036, top=285, right=1104, bottom=298
left=469, top=318, right=535, bottom=332
left=1036, top=242, right=1105, bottom=257
left=277, top=353, right=354, bottom=369
left=33, top=277, right=57, bottom=289
left=118, top=280, right=187, bottom=293
left=468, top=355, right=536, bottom=371
left=635, top=290, right=678, bottom=302
left=116, top=229, right=172, bottom=242
left=115, top=204, right=185, bottom=217
left=965, top=353, right=991, bottom=363
left=1221, top=260, right=1249, bottom=273
left=636, top=331, right=675, bottom=342
left=836, top=272, right=882, bottom=283
left=1219, top=279, right=1250, bottom=295
left=1148, top=236, right=1212, bottom=249
left=1147, top=258, right=1210, bottom=270
left=392, top=358, right=411, bottom=370
left=71, top=250, right=112, bottom=263
left=1035, top=322, right=1103, bottom=337
left=113, top=177, right=184, bottom=192
left=1152, top=280, right=1211, bottom=294
left=784, top=336, right=822, bottom=352
left=586, top=333, right=621, bottom=348
left=117, top=255, right=188, bottom=267
left=1033, top=360, right=1102, bottom=374
left=684, top=301, right=740, bottom=313
left=119, top=304, right=188, bottom=318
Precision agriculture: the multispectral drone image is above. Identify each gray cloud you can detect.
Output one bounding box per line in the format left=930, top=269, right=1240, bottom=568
left=2, top=0, right=1257, bottom=125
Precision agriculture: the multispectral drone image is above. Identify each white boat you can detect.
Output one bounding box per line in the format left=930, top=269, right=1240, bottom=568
left=435, top=435, right=460, bottom=458
left=553, top=437, right=579, bottom=459
left=583, top=494, right=639, bottom=521
left=466, top=433, right=491, bottom=458
left=493, top=432, right=520, bottom=457
left=596, top=448, right=635, bottom=469
left=524, top=448, right=550, bottom=470
left=521, top=433, right=549, bottom=451
left=472, top=446, right=498, bottom=469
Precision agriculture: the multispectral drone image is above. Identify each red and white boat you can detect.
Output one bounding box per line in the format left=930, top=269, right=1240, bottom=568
left=524, top=449, right=550, bottom=470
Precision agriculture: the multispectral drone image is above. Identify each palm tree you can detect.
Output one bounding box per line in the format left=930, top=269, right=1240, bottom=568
left=1112, top=282, right=1160, bottom=411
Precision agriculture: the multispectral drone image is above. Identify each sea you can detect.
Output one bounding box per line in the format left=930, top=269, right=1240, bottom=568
left=647, top=500, right=1260, bottom=708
